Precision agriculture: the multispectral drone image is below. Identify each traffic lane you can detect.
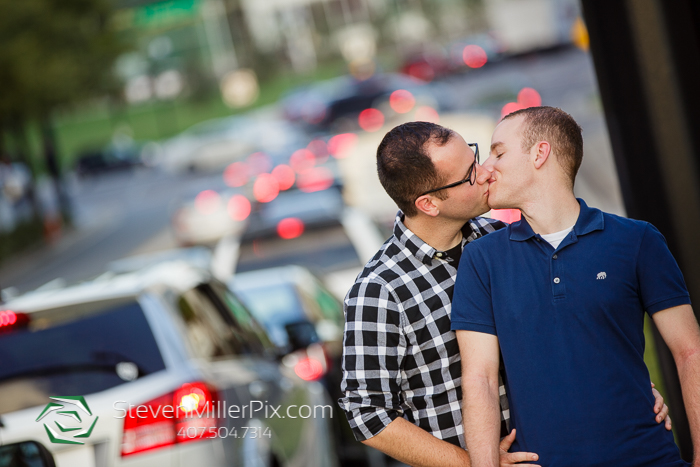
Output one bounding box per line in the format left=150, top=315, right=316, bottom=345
left=0, top=169, right=218, bottom=294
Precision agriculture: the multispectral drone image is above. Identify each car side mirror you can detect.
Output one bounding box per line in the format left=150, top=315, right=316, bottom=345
left=284, top=321, right=320, bottom=352
left=0, top=441, right=56, bottom=467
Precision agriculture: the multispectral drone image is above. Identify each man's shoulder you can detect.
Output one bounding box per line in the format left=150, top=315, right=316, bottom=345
left=467, top=216, right=507, bottom=235
left=467, top=219, right=510, bottom=248
left=351, top=236, right=409, bottom=288
left=598, top=212, right=658, bottom=245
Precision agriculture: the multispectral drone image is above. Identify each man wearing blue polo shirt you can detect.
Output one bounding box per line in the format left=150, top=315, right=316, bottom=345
left=451, top=106, right=700, bottom=466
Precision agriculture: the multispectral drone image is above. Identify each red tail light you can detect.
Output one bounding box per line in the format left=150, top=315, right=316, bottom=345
left=0, top=311, right=30, bottom=333
left=121, top=382, right=219, bottom=457
left=290, top=343, right=329, bottom=382
left=294, top=357, right=325, bottom=381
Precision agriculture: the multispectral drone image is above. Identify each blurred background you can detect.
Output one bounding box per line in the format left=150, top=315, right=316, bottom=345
left=0, top=0, right=699, bottom=462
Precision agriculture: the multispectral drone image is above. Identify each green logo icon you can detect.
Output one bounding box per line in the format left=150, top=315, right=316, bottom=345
left=36, top=396, right=98, bottom=445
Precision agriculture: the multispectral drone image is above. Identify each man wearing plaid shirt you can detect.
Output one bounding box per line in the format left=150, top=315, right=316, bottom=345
left=338, top=122, right=671, bottom=467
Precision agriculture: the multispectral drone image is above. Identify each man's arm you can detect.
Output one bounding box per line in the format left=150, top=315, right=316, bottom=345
left=457, top=330, right=539, bottom=467
left=652, top=304, right=700, bottom=465
left=362, top=417, right=471, bottom=467
left=339, top=279, right=474, bottom=467
left=363, top=410, right=540, bottom=467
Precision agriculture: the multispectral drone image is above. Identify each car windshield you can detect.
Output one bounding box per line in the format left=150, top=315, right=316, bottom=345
left=234, top=283, right=304, bottom=348
left=0, top=299, right=165, bottom=415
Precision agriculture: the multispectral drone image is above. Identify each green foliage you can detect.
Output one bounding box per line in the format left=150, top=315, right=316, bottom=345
left=0, top=0, right=126, bottom=123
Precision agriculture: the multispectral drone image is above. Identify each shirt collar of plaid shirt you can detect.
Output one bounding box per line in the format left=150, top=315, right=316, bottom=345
left=393, top=211, right=493, bottom=265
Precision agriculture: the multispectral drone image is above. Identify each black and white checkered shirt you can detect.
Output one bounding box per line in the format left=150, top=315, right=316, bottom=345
left=338, top=212, right=509, bottom=449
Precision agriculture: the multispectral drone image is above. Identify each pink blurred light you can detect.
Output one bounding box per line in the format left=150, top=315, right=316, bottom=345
left=253, top=174, right=280, bottom=203
left=358, top=109, right=385, bottom=132
left=490, top=209, right=521, bottom=224
left=517, top=87, right=542, bottom=108
left=223, top=162, right=249, bottom=187
left=277, top=217, right=305, bottom=239
left=194, top=190, right=222, bottom=215
left=390, top=90, right=416, bottom=114
left=227, top=195, right=251, bottom=221
left=247, top=152, right=272, bottom=175
left=297, top=167, right=334, bottom=193
left=272, top=164, right=296, bottom=190
left=415, top=106, right=440, bottom=123
left=290, top=149, right=316, bottom=173
left=407, top=63, right=434, bottom=82
left=463, top=45, right=488, bottom=68
left=501, top=102, right=524, bottom=119
left=307, top=139, right=329, bottom=163
left=328, top=133, right=358, bottom=159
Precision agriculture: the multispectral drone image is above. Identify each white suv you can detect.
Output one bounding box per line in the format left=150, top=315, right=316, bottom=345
left=0, top=260, right=337, bottom=467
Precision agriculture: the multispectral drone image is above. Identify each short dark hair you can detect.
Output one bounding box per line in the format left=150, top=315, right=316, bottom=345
left=376, top=121, right=455, bottom=217
left=502, top=106, right=583, bottom=186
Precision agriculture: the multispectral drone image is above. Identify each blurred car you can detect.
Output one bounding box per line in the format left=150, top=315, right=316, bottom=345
left=400, top=50, right=454, bottom=82
left=171, top=187, right=250, bottom=246
left=242, top=187, right=345, bottom=241
left=74, top=142, right=146, bottom=178
left=230, top=265, right=357, bottom=463
left=234, top=186, right=386, bottom=302
left=158, top=112, right=308, bottom=174
left=0, top=259, right=338, bottom=467
left=280, top=73, right=443, bottom=131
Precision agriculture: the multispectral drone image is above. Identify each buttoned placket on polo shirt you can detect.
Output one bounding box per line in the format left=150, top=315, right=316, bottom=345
left=532, top=233, right=578, bottom=301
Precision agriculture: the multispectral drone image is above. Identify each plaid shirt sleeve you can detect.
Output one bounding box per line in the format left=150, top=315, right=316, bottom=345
left=337, top=275, right=407, bottom=441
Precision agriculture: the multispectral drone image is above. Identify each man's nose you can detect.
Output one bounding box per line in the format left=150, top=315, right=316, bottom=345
left=475, top=160, right=493, bottom=184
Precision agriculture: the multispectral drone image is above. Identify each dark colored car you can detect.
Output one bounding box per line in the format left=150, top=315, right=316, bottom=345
left=230, top=265, right=371, bottom=466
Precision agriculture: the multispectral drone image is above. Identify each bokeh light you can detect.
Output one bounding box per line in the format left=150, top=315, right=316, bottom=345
left=290, top=149, right=316, bottom=173
left=297, top=167, right=334, bottom=193
left=277, top=217, right=305, bottom=239
left=247, top=152, right=272, bottom=175
left=415, top=106, right=440, bottom=123
left=517, top=87, right=542, bottom=107
left=294, top=357, right=324, bottom=381
left=491, top=209, right=522, bottom=224
left=358, top=108, right=385, bottom=132
left=328, top=133, right=358, bottom=159
left=223, top=162, right=249, bottom=187
left=307, top=139, right=329, bottom=163
left=194, top=190, right=222, bottom=215
left=501, top=102, right=524, bottom=118
left=463, top=45, right=488, bottom=68
left=406, top=63, right=434, bottom=82
left=390, top=90, right=416, bottom=114
left=253, top=174, right=280, bottom=203
left=271, top=164, right=296, bottom=190
left=227, top=195, right=251, bottom=221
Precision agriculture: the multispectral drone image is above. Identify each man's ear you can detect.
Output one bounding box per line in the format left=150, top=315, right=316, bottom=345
left=414, top=195, right=440, bottom=217
left=533, top=141, right=551, bottom=169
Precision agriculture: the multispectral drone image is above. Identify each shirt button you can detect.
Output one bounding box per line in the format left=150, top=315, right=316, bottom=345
left=435, top=252, right=443, bottom=258
left=553, top=254, right=558, bottom=259
left=554, top=277, right=561, bottom=284
left=536, top=238, right=541, bottom=242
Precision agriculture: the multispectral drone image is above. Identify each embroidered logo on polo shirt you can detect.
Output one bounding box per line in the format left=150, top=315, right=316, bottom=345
left=597, top=272, right=607, bottom=280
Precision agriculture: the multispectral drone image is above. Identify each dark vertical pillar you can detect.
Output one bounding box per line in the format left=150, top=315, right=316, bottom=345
left=581, top=0, right=700, bottom=460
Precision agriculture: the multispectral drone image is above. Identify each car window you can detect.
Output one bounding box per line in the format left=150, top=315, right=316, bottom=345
left=204, top=283, right=274, bottom=355
left=177, top=289, right=241, bottom=359
left=312, top=282, right=343, bottom=322
left=0, top=299, right=165, bottom=415
left=234, top=283, right=305, bottom=348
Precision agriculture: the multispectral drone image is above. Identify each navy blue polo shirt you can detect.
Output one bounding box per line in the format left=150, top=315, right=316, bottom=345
left=451, top=199, right=690, bottom=467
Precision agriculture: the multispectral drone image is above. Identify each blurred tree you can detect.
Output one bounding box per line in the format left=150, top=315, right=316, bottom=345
left=0, top=0, right=125, bottom=223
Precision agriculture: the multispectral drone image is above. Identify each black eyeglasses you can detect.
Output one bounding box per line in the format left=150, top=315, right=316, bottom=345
left=418, top=143, right=479, bottom=198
